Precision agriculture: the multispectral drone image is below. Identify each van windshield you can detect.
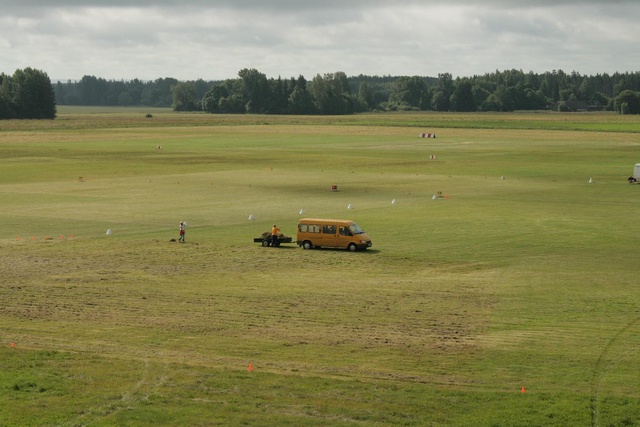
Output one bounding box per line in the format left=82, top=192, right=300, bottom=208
left=348, top=224, right=365, bottom=234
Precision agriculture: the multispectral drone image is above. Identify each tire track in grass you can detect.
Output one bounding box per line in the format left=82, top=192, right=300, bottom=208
left=590, top=315, right=640, bottom=427
left=61, top=358, right=168, bottom=427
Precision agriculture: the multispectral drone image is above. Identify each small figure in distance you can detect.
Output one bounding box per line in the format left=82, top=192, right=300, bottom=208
left=271, top=224, right=280, bottom=247
left=179, top=221, right=186, bottom=242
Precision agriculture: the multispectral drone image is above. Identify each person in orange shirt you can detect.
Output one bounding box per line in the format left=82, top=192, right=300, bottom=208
left=271, top=224, right=280, bottom=247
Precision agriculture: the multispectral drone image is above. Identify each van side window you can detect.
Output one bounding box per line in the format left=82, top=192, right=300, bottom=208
left=301, top=224, right=321, bottom=233
left=339, top=226, right=352, bottom=236
left=323, top=225, right=336, bottom=234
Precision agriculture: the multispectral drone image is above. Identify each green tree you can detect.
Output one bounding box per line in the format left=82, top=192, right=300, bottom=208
left=389, top=76, right=428, bottom=110
left=288, top=85, right=316, bottom=114
left=472, top=86, right=491, bottom=110
left=117, top=92, right=133, bottom=106
left=614, top=90, right=640, bottom=114
left=0, top=73, right=16, bottom=119
left=433, top=73, right=453, bottom=111
left=480, top=93, right=501, bottom=111
left=449, top=79, right=475, bottom=112
left=267, top=77, right=289, bottom=114
left=238, top=68, right=270, bottom=113
left=556, top=101, right=572, bottom=112
left=140, top=86, right=164, bottom=107
left=333, top=71, right=351, bottom=95
left=309, top=72, right=353, bottom=115
left=217, top=94, right=245, bottom=113
left=170, top=81, right=197, bottom=111
left=495, top=86, right=516, bottom=111
left=78, top=75, right=108, bottom=105
left=0, top=97, right=15, bottom=118
left=55, top=80, right=80, bottom=105
left=357, top=81, right=375, bottom=111
left=431, top=91, right=448, bottom=111
left=9, top=68, right=56, bottom=119
left=202, top=79, right=245, bottom=114
left=524, top=88, right=549, bottom=110
left=202, top=85, right=230, bottom=113
left=286, top=76, right=315, bottom=114
left=154, top=77, right=179, bottom=106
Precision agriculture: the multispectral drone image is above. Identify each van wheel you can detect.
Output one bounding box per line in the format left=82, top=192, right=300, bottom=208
left=303, top=241, right=313, bottom=250
left=348, top=243, right=357, bottom=252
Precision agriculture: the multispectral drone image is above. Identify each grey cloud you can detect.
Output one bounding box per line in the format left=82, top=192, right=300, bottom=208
left=3, top=0, right=637, bottom=10
left=1, top=0, right=638, bottom=81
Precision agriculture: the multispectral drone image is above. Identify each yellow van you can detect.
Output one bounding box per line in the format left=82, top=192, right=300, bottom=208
left=296, top=218, right=372, bottom=251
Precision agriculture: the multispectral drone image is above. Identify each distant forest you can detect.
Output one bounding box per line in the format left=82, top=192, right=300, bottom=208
left=53, top=69, right=640, bottom=115
left=4, top=68, right=640, bottom=120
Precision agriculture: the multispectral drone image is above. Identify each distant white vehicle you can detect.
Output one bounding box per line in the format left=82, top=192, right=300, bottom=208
left=629, top=163, right=640, bottom=184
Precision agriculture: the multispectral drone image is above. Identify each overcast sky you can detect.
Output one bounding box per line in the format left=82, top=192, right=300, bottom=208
left=1, top=0, right=639, bottom=82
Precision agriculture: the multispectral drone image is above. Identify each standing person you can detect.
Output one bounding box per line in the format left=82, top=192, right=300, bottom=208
left=179, top=221, right=186, bottom=242
left=271, top=224, right=280, bottom=247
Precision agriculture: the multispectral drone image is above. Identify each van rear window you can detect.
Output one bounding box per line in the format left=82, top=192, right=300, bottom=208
left=299, top=224, right=321, bottom=233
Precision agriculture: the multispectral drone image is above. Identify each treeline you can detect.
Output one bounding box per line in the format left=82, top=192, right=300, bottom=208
left=7, top=67, right=640, bottom=119
left=54, top=76, right=215, bottom=108
left=1, top=68, right=56, bottom=119
left=198, top=68, right=640, bottom=114
left=54, top=68, right=640, bottom=115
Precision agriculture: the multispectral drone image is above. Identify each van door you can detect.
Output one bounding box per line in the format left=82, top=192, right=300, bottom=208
left=320, top=223, right=339, bottom=248
left=338, top=225, right=354, bottom=249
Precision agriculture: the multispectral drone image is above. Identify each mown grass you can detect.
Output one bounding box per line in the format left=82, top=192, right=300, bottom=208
left=3, top=106, right=640, bottom=133
left=1, top=109, right=639, bottom=426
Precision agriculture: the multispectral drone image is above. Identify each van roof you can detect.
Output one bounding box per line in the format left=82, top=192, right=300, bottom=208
left=299, top=218, right=355, bottom=224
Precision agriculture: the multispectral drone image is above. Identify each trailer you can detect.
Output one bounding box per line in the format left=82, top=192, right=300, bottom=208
left=253, top=233, right=293, bottom=247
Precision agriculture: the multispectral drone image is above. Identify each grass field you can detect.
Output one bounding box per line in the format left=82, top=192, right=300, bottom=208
left=1, top=108, right=640, bottom=426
